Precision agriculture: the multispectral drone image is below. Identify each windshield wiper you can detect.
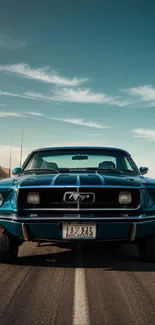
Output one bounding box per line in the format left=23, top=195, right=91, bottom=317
left=22, top=168, right=60, bottom=175
left=86, top=167, right=124, bottom=174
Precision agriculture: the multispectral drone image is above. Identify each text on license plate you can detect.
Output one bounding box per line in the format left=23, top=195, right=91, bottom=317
left=62, top=222, right=96, bottom=239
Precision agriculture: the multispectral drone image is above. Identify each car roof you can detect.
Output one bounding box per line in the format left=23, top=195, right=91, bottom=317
left=31, top=146, right=130, bottom=155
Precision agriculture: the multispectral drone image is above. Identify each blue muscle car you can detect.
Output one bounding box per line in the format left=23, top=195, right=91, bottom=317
left=0, top=146, right=155, bottom=263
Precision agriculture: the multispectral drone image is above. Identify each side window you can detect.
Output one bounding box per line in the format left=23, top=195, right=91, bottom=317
left=124, top=157, right=133, bottom=171
left=25, top=158, right=33, bottom=170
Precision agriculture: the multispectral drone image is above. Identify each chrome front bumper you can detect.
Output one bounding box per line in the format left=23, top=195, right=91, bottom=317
left=0, top=213, right=155, bottom=243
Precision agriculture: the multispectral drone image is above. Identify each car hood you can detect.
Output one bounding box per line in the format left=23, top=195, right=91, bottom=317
left=0, top=172, right=151, bottom=189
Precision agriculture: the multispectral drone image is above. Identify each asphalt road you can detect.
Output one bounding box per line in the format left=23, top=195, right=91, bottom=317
left=0, top=242, right=155, bottom=325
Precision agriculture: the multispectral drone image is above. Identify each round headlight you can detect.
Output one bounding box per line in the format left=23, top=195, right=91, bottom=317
left=0, top=193, right=3, bottom=207
left=27, top=192, right=40, bottom=205
left=118, top=191, right=132, bottom=205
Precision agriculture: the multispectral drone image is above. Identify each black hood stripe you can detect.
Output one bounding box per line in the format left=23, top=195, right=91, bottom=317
left=53, top=174, right=104, bottom=186
left=18, top=172, right=144, bottom=188
left=51, top=174, right=60, bottom=186
left=53, top=174, right=78, bottom=186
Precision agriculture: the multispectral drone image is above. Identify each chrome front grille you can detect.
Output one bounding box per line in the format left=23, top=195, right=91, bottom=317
left=17, top=187, right=141, bottom=211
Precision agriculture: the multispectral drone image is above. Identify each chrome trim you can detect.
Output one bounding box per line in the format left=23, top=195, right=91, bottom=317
left=32, top=237, right=129, bottom=243
left=0, top=214, right=17, bottom=220
left=77, top=198, right=79, bottom=210
left=22, top=223, right=29, bottom=241
left=18, top=185, right=142, bottom=189
left=16, top=216, right=155, bottom=221
left=129, top=223, right=136, bottom=241
left=77, top=175, right=80, bottom=210
left=63, top=191, right=96, bottom=204
left=19, top=203, right=141, bottom=211
left=2, top=214, right=155, bottom=221
left=16, top=187, right=19, bottom=210
left=0, top=215, right=18, bottom=220
left=17, top=216, right=141, bottom=221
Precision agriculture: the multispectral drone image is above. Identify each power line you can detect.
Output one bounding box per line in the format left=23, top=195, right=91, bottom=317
left=9, top=140, right=12, bottom=177
left=19, top=129, right=24, bottom=168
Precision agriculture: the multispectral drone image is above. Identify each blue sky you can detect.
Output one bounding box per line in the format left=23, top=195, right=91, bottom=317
left=0, top=0, right=155, bottom=176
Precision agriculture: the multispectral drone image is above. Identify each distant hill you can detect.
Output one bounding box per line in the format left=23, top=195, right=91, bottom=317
left=0, top=167, right=11, bottom=178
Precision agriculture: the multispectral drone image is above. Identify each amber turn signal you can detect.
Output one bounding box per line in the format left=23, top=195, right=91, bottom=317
left=0, top=226, right=4, bottom=233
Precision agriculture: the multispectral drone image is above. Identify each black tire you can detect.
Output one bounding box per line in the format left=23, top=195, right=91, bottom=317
left=0, top=233, right=19, bottom=263
left=137, top=238, right=155, bottom=262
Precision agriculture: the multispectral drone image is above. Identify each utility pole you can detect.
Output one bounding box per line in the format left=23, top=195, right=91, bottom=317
left=9, top=141, right=12, bottom=176
left=19, top=129, right=24, bottom=168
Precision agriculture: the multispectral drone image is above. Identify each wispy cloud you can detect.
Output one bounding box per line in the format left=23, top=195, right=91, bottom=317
left=0, top=110, right=110, bottom=130
left=0, top=111, right=46, bottom=119
left=124, top=85, right=155, bottom=107
left=132, top=128, right=155, bottom=141
left=50, top=117, right=111, bottom=129
left=0, top=35, right=28, bottom=49
left=24, top=92, right=52, bottom=102
left=125, top=85, right=155, bottom=101
left=0, top=91, right=30, bottom=100
left=0, top=111, right=45, bottom=119
left=0, top=63, right=88, bottom=87
left=25, top=88, right=129, bottom=106
left=51, top=88, right=129, bottom=106
left=0, top=111, right=24, bottom=117
left=0, top=87, right=129, bottom=106
left=26, top=112, right=44, bottom=117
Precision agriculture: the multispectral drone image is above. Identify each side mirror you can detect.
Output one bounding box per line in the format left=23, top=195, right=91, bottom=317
left=139, top=166, right=149, bottom=175
left=12, top=167, right=22, bottom=175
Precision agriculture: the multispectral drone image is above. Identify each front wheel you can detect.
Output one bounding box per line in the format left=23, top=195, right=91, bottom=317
left=0, top=233, right=19, bottom=263
left=137, top=238, right=155, bottom=262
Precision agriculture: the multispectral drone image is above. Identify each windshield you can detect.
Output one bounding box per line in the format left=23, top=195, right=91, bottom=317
left=23, top=149, right=138, bottom=174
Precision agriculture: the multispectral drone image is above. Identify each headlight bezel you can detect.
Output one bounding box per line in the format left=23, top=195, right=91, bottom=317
left=27, top=192, right=40, bottom=205
left=118, top=191, right=132, bottom=205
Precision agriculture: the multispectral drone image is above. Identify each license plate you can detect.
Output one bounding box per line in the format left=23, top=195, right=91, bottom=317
left=62, top=222, right=96, bottom=240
